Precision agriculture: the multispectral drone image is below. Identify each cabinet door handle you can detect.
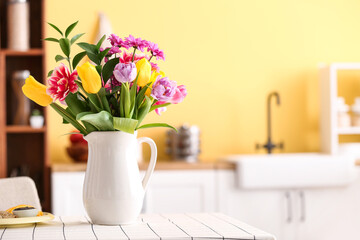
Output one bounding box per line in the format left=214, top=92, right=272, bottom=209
left=285, top=191, right=292, bottom=223
left=299, top=191, right=306, bottom=222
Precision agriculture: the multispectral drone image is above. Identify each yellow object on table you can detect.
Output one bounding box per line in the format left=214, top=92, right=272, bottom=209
left=6, top=205, right=43, bottom=216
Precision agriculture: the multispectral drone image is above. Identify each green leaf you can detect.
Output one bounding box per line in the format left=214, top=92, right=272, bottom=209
left=48, top=22, right=63, bottom=36
left=72, top=51, right=86, bottom=69
left=65, top=92, right=87, bottom=115
left=44, top=37, right=59, bottom=43
left=65, top=21, right=78, bottom=38
left=86, top=94, right=102, bottom=112
left=87, top=52, right=100, bottom=65
left=96, top=34, right=106, bottom=50
left=79, top=111, right=114, bottom=131
left=137, top=123, right=177, bottom=132
left=76, top=111, right=93, bottom=120
left=120, top=85, right=125, bottom=117
left=59, top=38, right=71, bottom=57
left=109, top=97, right=119, bottom=115
left=77, top=42, right=98, bottom=54
left=150, top=103, right=171, bottom=112
left=50, top=103, right=88, bottom=135
left=129, top=76, right=138, bottom=117
left=98, top=88, right=111, bottom=113
left=55, top=55, right=66, bottom=62
left=113, top=117, right=138, bottom=134
left=136, top=82, right=151, bottom=107
left=99, top=48, right=110, bottom=62
left=47, top=70, right=54, bottom=77
left=102, top=58, right=119, bottom=82
left=66, top=93, right=98, bottom=133
left=62, top=107, right=73, bottom=124
left=95, top=65, right=102, bottom=76
left=70, top=33, right=85, bottom=45
left=136, top=96, right=152, bottom=127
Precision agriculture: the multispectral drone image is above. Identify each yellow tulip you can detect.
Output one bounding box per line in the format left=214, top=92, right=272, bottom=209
left=146, top=71, right=165, bottom=96
left=136, top=58, right=151, bottom=87
left=22, top=75, right=52, bottom=107
left=77, top=62, right=101, bottom=94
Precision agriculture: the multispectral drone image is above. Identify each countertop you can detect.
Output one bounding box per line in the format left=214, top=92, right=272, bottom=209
left=51, top=160, right=236, bottom=172
left=52, top=157, right=360, bottom=172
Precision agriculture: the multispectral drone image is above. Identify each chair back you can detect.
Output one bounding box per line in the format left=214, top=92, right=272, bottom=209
left=0, top=177, right=41, bottom=211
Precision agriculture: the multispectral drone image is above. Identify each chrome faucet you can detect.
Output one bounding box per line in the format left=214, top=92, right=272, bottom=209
left=256, top=91, right=284, bottom=154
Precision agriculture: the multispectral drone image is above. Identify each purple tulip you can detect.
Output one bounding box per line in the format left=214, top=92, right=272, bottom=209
left=113, top=62, right=137, bottom=83
left=151, top=76, right=177, bottom=101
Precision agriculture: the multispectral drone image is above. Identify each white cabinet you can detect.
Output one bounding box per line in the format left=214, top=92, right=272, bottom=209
left=217, top=170, right=294, bottom=240
left=143, top=170, right=217, bottom=213
left=218, top=169, right=360, bottom=240
left=297, top=182, right=360, bottom=240
left=52, top=167, right=360, bottom=240
left=52, top=171, right=86, bottom=216
left=52, top=169, right=217, bottom=216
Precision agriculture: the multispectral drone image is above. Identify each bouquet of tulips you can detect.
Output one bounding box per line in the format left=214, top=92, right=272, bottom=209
left=22, top=21, right=187, bottom=135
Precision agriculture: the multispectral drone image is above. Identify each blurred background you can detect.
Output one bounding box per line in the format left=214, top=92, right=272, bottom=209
left=46, top=0, right=360, bottom=163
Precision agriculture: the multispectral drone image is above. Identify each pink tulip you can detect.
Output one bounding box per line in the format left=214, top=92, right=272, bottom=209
left=153, top=101, right=167, bottom=116
left=170, top=85, right=187, bottom=104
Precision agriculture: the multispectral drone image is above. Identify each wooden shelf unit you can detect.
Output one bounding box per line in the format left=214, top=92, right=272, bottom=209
left=0, top=0, right=50, bottom=211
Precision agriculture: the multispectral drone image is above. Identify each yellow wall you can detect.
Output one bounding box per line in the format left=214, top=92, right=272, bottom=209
left=46, top=0, right=360, bottom=163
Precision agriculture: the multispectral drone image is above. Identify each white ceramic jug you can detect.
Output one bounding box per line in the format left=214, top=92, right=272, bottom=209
left=83, top=131, right=157, bottom=225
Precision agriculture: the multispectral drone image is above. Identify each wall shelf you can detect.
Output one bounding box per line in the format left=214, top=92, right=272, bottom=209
left=0, top=49, right=44, bottom=56
left=6, top=126, right=46, bottom=133
left=337, top=127, right=360, bottom=135
left=320, top=63, right=360, bottom=154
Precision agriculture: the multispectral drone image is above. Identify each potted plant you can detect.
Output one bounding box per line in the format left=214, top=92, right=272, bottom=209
left=29, top=109, right=44, bottom=128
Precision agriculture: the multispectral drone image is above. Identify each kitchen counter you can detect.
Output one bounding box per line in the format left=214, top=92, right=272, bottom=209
left=51, top=161, right=236, bottom=172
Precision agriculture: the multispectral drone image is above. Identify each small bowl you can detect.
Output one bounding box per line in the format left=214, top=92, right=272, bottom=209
left=13, top=208, right=38, bottom=218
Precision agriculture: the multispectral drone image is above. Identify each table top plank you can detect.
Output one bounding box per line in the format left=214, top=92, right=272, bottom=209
left=61, top=216, right=96, bottom=240
left=212, top=213, right=276, bottom=240
left=141, top=214, right=191, bottom=240
left=92, top=225, right=128, bottom=240
left=0, top=228, right=5, bottom=240
left=0, top=225, right=34, bottom=240
left=186, top=213, right=254, bottom=240
left=33, top=216, right=64, bottom=240
left=161, top=213, right=223, bottom=239
left=0, top=213, right=275, bottom=240
left=121, top=220, right=161, bottom=240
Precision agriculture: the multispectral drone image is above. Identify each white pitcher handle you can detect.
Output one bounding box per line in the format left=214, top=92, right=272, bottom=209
left=137, top=137, right=157, bottom=190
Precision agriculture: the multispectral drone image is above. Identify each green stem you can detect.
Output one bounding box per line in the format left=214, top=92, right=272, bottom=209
left=131, top=47, right=137, bottom=62
left=96, top=93, right=104, bottom=109
left=67, top=58, right=73, bottom=72
left=149, top=55, right=153, bottom=62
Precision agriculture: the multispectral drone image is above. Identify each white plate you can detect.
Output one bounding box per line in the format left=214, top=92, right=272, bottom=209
left=0, top=212, right=54, bottom=227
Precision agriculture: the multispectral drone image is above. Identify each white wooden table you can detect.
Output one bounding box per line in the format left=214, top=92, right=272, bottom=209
left=0, top=213, right=275, bottom=240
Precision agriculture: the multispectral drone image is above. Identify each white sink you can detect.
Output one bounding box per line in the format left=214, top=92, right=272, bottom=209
left=222, top=153, right=357, bottom=189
